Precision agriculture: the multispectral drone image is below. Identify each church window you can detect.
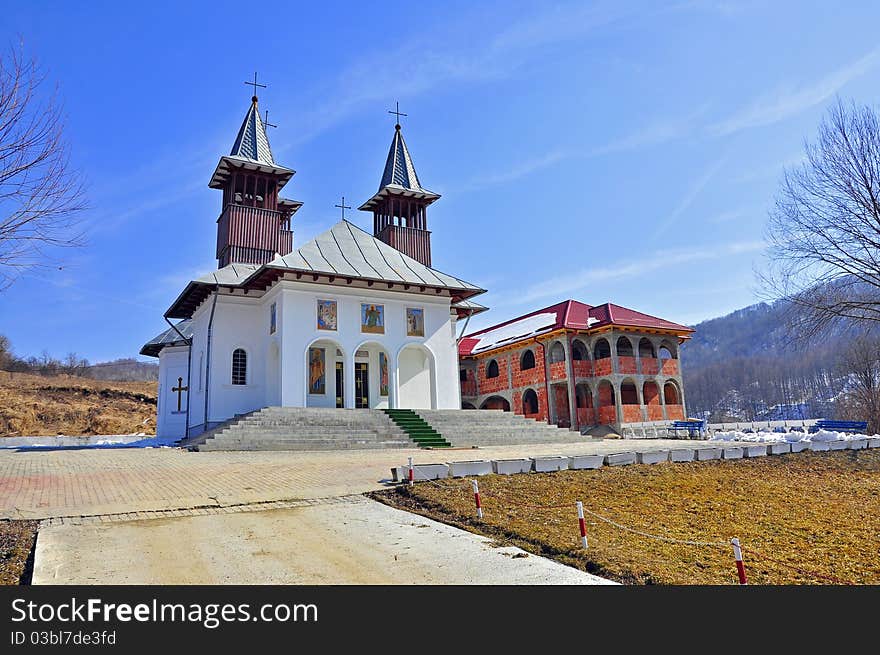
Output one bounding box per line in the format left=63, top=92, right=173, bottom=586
left=520, top=349, right=536, bottom=370
left=270, top=302, right=277, bottom=334
left=232, top=349, right=247, bottom=385
left=486, top=359, right=500, bottom=379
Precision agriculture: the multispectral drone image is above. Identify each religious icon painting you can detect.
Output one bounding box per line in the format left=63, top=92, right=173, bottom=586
left=379, top=352, right=389, bottom=396
left=361, top=303, right=384, bottom=334
left=406, top=307, right=425, bottom=337
left=308, top=347, right=326, bottom=395
left=317, top=299, right=338, bottom=331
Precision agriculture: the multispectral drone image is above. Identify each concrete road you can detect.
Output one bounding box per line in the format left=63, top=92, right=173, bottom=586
left=33, top=496, right=612, bottom=585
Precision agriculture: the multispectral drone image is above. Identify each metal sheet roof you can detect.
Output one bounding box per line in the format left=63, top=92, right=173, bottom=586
left=359, top=125, right=440, bottom=211
left=140, top=319, right=193, bottom=357
left=164, top=220, right=486, bottom=319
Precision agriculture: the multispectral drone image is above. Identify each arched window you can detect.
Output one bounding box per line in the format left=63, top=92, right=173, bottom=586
left=572, top=340, right=588, bottom=361
left=549, top=341, right=566, bottom=363
left=664, top=381, right=680, bottom=405
left=638, top=338, right=656, bottom=359
left=659, top=343, right=677, bottom=359
left=594, top=338, right=611, bottom=359
left=617, top=336, right=634, bottom=357
left=520, top=349, right=536, bottom=370
left=232, top=349, right=247, bottom=385
left=486, top=359, right=500, bottom=379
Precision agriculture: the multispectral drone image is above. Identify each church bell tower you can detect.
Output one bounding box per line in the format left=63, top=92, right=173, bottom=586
left=209, top=84, right=302, bottom=269
left=359, top=115, right=439, bottom=267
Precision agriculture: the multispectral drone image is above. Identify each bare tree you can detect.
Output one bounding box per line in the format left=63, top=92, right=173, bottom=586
left=0, top=42, right=85, bottom=289
left=762, top=99, right=880, bottom=341
left=835, top=333, right=880, bottom=433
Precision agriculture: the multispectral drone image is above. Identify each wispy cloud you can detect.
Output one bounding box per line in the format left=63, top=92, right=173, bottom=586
left=731, top=152, right=805, bottom=184
left=487, top=239, right=764, bottom=309
left=590, top=104, right=711, bottom=156
left=710, top=46, right=880, bottom=136
left=273, top=3, right=635, bottom=151
left=460, top=149, right=570, bottom=190
left=653, top=155, right=727, bottom=237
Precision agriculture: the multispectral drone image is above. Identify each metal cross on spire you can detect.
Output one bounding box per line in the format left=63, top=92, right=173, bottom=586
left=245, top=72, right=267, bottom=100
left=264, top=110, right=277, bottom=130
left=388, top=101, right=407, bottom=128
left=334, top=196, right=352, bottom=221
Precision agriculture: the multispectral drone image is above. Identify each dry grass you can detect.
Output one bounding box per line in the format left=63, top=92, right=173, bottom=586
left=0, top=372, right=157, bottom=437
left=0, top=520, right=39, bottom=585
left=376, top=450, right=880, bottom=585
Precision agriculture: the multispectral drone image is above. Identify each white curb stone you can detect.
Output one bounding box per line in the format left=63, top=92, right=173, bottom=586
left=848, top=438, right=867, bottom=450
left=669, top=448, right=695, bottom=462
left=492, top=458, right=533, bottom=475
left=868, top=437, right=880, bottom=448
left=569, top=454, right=604, bottom=470
left=721, top=447, right=744, bottom=460
left=447, top=460, right=493, bottom=478
left=743, top=445, right=767, bottom=458
left=789, top=441, right=810, bottom=453
left=531, top=455, right=570, bottom=473
left=694, top=448, right=721, bottom=461
left=410, top=463, right=449, bottom=480
left=604, top=452, right=636, bottom=466
left=636, top=450, right=669, bottom=465
left=827, top=440, right=847, bottom=451
left=809, top=442, right=830, bottom=452
left=768, top=443, right=791, bottom=455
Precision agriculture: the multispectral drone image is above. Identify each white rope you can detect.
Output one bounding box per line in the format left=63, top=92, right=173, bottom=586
left=580, top=506, right=729, bottom=548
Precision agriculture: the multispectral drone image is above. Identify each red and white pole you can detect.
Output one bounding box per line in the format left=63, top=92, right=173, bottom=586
left=731, top=538, right=747, bottom=585
left=576, top=501, right=588, bottom=549
left=471, top=479, right=483, bottom=519
left=408, top=457, right=414, bottom=487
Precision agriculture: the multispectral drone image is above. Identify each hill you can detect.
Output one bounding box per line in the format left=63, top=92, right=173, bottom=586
left=681, top=301, right=853, bottom=421
left=0, top=372, right=157, bottom=437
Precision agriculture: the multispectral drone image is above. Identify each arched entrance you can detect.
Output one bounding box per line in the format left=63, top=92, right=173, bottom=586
left=480, top=396, right=510, bottom=411
left=397, top=344, right=435, bottom=409
left=305, top=338, right=345, bottom=408
left=353, top=341, right=392, bottom=409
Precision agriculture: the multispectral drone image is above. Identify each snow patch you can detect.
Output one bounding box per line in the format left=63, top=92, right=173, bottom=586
left=710, top=429, right=877, bottom=443
left=470, top=312, right=558, bottom=353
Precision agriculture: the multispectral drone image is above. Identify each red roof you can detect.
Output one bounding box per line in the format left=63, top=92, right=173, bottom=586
left=458, top=299, right=693, bottom=356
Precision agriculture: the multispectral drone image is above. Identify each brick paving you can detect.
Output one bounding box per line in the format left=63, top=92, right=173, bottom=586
left=0, top=439, right=727, bottom=520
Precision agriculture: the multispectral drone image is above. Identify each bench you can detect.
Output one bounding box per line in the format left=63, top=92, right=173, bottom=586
left=667, top=420, right=706, bottom=439
left=809, top=420, right=867, bottom=434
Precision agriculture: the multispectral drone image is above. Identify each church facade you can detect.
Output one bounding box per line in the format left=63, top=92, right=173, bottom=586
left=141, top=94, right=486, bottom=439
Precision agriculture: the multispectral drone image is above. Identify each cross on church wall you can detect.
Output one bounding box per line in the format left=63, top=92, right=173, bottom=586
left=172, top=376, right=188, bottom=413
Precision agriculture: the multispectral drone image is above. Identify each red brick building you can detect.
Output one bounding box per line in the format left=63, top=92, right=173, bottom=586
left=457, top=300, right=694, bottom=432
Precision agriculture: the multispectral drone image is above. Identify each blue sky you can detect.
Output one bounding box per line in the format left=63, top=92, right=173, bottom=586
left=2, top=0, right=880, bottom=362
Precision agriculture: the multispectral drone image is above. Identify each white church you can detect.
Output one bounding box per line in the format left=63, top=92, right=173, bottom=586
left=141, top=91, right=487, bottom=439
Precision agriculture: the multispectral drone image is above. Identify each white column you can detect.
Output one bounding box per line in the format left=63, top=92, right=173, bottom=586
left=389, top=352, right=399, bottom=409
left=345, top=349, right=356, bottom=409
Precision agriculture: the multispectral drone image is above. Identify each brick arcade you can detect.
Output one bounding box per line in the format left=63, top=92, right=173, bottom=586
left=458, top=300, right=694, bottom=432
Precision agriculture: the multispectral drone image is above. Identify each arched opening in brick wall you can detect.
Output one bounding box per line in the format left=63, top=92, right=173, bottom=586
left=594, top=338, right=611, bottom=359
left=664, top=381, right=680, bottom=405
left=575, top=383, right=593, bottom=408
left=522, top=388, right=539, bottom=415
left=480, top=395, right=510, bottom=411
left=617, top=336, right=636, bottom=374
left=616, top=336, right=634, bottom=357
left=638, top=338, right=656, bottom=358
left=659, top=343, right=677, bottom=359
left=643, top=380, right=663, bottom=420
left=486, top=359, right=500, bottom=378
left=461, top=402, right=477, bottom=410
left=549, top=341, right=566, bottom=363
left=596, top=380, right=616, bottom=424
left=520, top=349, right=536, bottom=370
left=620, top=378, right=641, bottom=423
left=572, top=340, right=588, bottom=360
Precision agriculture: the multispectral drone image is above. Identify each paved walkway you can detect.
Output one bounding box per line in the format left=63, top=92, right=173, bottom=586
left=0, top=439, right=721, bottom=520
left=33, top=496, right=612, bottom=585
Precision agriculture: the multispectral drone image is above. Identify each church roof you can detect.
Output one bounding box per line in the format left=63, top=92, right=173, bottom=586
left=209, top=98, right=295, bottom=189
left=163, top=220, right=486, bottom=320
left=139, top=319, right=193, bottom=357
left=359, top=125, right=440, bottom=211
left=458, top=300, right=693, bottom=356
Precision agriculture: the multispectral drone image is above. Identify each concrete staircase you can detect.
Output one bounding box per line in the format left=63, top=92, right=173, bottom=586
left=188, top=407, right=413, bottom=452
left=413, top=409, right=589, bottom=447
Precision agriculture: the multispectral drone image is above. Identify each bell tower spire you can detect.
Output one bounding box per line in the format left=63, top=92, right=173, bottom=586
left=209, top=76, right=303, bottom=269
left=359, top=106, right=439, bottom=267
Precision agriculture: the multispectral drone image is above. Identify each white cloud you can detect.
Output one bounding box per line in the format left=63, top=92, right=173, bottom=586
left=654, top=156, right=727, bottom=237
left=590, top=104, right=712, bottom=156
left=710, top=46, right=880, bottom=136
left=488, top=239, right=764, bottom=309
